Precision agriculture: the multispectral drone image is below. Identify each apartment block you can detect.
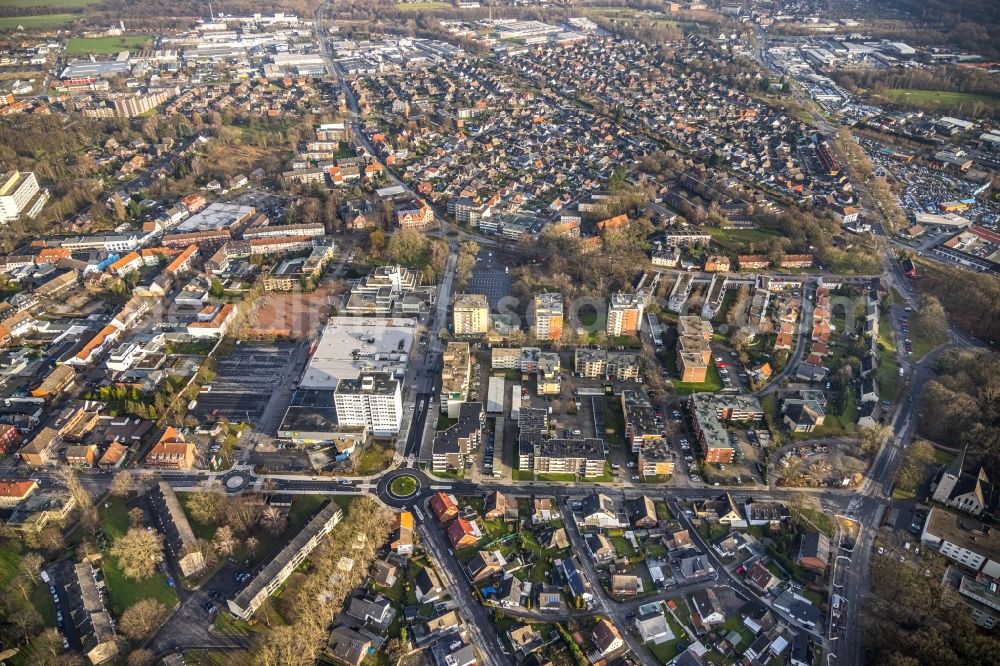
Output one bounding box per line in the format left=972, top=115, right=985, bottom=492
left=676, top=316, right=713, bottom=383
left=531, top=292, right=563, bottom=341
left=452, top=293, right=490, bottom=336
left=68, top=561, right=118, bottom=664
left=228, top=501, right=343, bottom=619
left=638, top=439, right=675, bottom=478
left=606, top=292, right=643, bottom=337
left=334, top=371, right=403, bottom=437
left=441, top=342, right=472, bottom=418
left=149, top=481, right=207, bottom=578
left=574, top=349, right=640, bottom=381
left=622, top=390, right=660, bottom=453
left=689, top=393, right=764, bottom=463
left=432, top=402, right=484, bottom=472
left=0, top=171, right=46, bottom=223
left=531, top=438, right=606, bottom=477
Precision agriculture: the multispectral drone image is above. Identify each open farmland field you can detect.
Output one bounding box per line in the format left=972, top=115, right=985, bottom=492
left=0, top=14, right=78, bottom=30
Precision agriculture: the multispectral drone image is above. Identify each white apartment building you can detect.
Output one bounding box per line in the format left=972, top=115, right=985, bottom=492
left=922, top=507, right=1000, bottom=578
left=333, top=371, right=403, bottom=437
left=0, top=171, right=47, bottom=224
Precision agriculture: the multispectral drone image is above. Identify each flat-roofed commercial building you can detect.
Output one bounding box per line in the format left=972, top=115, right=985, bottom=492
left=453, top=293, right=490, bottom=336
left=922, top=507, right=1000, bottom=579
left=228, top=501, right=343, bottom=620
left=173, top=202, right=255, bottom=234
left=299, top=316, right=415, bottom=390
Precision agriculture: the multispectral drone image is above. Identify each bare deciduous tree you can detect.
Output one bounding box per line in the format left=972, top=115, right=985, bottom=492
left=212, top=525, right=238, bottom=557
left=119, top=600, right=167, bottom=640
left=110, top=472, right=133, bottom=497
left=186, top=490, right=228, bottom=525
left=109, top=528, right=164, bottom=580
left=19, top=552, right=44, bottom=585
left=261, top=506, right=286, bottom=536
left=126, top=649, right=157, bottom=666
left=128, top=507, right=146, bottom=527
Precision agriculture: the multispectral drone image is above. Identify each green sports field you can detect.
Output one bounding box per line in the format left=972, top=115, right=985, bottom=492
left=65, top=35, right=152, bottom=56
left=881, top=88, right=1000, bottom=111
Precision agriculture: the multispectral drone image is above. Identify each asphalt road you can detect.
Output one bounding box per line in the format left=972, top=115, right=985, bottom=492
left=417, top=497, right=513, bottom=666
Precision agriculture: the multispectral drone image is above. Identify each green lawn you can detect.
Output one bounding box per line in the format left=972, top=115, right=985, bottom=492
left=602, top=399, right=626, bottom=447
left=0, top=14, right=77, bottom=30
left=65, top=35, right=152, bottom=56
left=672, top=362, right=724, bottom=396
left=0, top=541, right=57, bottom=627
left=645, top=610, right=689, bottom=663
left=703, top=226, right=781, bottom=253
left=355, top=442, right=393, bottom=476
left=99, top=495, right=131, bottom=540
left=427, top=468, right=464, bottom=480
left=389, top=475, right=417, bottom=497
left=31, top=583, right=57, bottom=626
left=101, top=554, right=178, bottom=616
left=436, top=415, right=458, bottom=430
left=813, top=390, right=858, bottom=436
left=288, top=494, right=333, bottom=528
left=98, top=486, right=177, bottom=616
left=609, top=536, right=639, bottom=560
left=933, top=448, right=956, bottom=467
left=0, top=543, right=22, bottom=588
left=790, top=504, right=835, bottom=537
left=880, top=88, right=1000, bottom=112
left=907, top=323, right=946, bottom=362
left=721, top=613, right=756, bottom=651
left=535, top=473, right=578, bottom=482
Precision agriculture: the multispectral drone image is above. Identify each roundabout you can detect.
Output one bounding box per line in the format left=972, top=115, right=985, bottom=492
left=376, top=468, right=430, bottom=507
left=389, top=474, right=418, bottom=498
left=219, top=469, right=252, bottom=493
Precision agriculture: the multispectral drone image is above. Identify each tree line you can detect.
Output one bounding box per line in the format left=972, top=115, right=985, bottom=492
left=918, top=348, right=1000, bottom=479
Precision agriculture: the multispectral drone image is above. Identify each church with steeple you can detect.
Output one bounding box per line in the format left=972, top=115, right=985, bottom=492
left=931, top=446, right=999, bottom=518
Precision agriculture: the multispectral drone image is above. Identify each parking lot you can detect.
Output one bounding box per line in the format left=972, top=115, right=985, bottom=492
left=465, top=250, right=512, bottom=308
left=191, top=343, right=298, bottom=425
left=709, top=343, right=751, bottom=393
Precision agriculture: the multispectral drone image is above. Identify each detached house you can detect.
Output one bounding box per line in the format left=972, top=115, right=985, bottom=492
left=797, top=531, right=831, bottom=573
left=577, top=493, right=627, bottom=530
